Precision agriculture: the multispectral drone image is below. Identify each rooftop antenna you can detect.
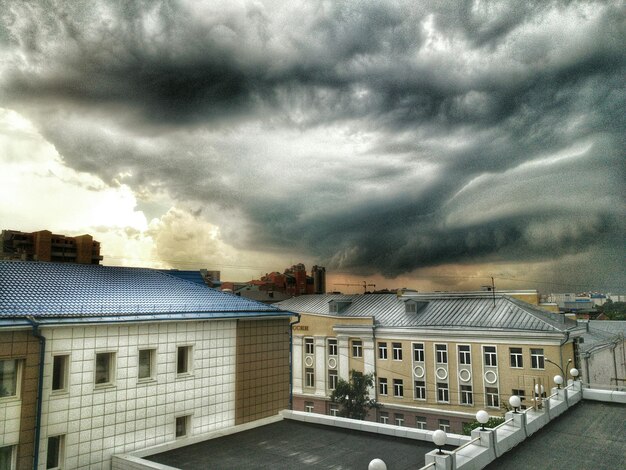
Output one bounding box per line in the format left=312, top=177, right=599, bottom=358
left=491, top=277, right=496, bottom=309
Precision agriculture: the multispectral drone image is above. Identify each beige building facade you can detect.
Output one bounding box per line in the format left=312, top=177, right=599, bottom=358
left=280, top=293, right=583, bottom=434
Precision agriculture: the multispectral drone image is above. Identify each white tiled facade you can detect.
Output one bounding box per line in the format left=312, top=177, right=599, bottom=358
left=37, top=320, right=237, bottom=470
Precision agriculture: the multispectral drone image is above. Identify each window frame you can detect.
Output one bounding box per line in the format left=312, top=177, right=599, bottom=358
left=413, top=343, right=425, bottom=362
left=328, top=339, right=338, bottom=356
left=94, top=352, right=115, bottom=387
left=329, top=404, right=338, bottom=416
left=138, top=348, right=156, bottom=381
left=437, top=382, right=449, bottom=403
left=304, top=337, right=314, bottom=354
left=393, top=378, right=404, bottom=398
left=305, top=402, right=314, bottom=413
left=509, top=347, right=523, bottom=368
left=394, top=414, right=405, bottom=426
left=414, top=380, right=426, bottom=400
left=392, top=342, right=403, bottom=361
left=461, top=385, right=473, bottom=405
left=51, top=354, right=69, bottom=393
left=352, top=340, right=363, bottom=358
left=379, top=377, right=388, bottom=395
left=328, top=370, right=338, bottom=390
left=415, top=416, right=427, bottom=430
left=176, top=345, right=193, bottom=375
left=378, top=342, right=388, bottom=360
left=379, top=412, right=389, bottom=424
left=458, top=345, right=471, bottom=365
left=483, top=346, right=497, bottom=367
left=305, top=368, right=315, bottom=388
left=0, top=445, right=16, bottom=470
left=438, top=419, right=451, bottom=432
left=0, top=359, right=21, bottom=399
left=46, top=434, right=65, bottom=470
left=486, top=387, right=500, bottom=408
left=435, top=344, right=448, bottom=364
left=175, top=415, right=191, bottom=438
left=531, top=348, right=545, bottom=369
left=512, top=389, right=527, bottom=409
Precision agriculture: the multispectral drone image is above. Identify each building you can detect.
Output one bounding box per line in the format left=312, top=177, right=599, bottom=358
left=579, top=320, right=626, bottom=389
left=0, top=260, right=294, bottom=469
left=277, top=292, right=585, bottom=434
left=221, top=264, right=326, bottom=303
left=1, top=230, right=103, bottom=265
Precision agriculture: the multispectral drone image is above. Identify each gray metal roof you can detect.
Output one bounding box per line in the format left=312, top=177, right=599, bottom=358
left=277, top=293, right=578, bottom=332
left=0, top=261, right=291, bottom=323
left=579, top=320, right=626, bottom=352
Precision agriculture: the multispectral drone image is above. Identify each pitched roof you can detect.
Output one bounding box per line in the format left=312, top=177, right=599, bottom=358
left=0, top=261, right=291, bottom=324
left=277, top=293, right=579, bottom=332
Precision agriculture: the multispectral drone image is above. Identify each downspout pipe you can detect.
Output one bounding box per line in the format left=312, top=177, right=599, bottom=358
left=289, top=313, right=301, bottom=410
left=25, top=316, right=45, bottom=470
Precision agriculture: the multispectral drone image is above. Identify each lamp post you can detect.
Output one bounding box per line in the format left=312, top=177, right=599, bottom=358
left=432, top=429, right=447, bottom=454
left=476, top=410, right=489, bottom=430
left=554, top=375, right=564, bottom=389
left=509, top=395, right=521, bottom=413
left=570, top=368, right=579, bottom=381
left=545, top=357, right=572, bottom=380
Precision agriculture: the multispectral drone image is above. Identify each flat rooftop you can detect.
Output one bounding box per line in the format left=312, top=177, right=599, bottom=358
left=486, top=401, right=626, bottom=470
left=147, top=420, right=450, bottom=469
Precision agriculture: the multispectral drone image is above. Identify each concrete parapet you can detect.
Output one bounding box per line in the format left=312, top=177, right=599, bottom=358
left=582, top=388, right=626, bottom=403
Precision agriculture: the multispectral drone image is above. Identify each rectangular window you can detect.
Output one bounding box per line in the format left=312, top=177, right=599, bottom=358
left=379, top=377, right=388, bottom=395
left=484, top=346, right=497, bottom=367
left=328, top=370, right=338, bottom=390
left=379, top=412, right=389, bottom=424
left=415, top=416, right=427, bottom=430
left=531, top=349, right=545, bottom=369
left=458, top=345, right=471, bottom=365
left=352, top=340, right=362, bottom=358
left=392, top=343, right=403, bottom=361
left=0, top=446, right=15, bottom=470
left=305, top=368, right=315, bottom=388
left=435, top=344, right=448, bottom=364
left=414, top=380, right=426, bottom=400
left=509, top=348, right=523, bottom=368
left=437, top=382, right=449, bottom=403
left=378, top=342, right=388, bottom=360
left=138, top=349, right=155, bottom=380
left=461, top=385, right=473, bottom=405
left=439, top=419, right=451, bottom=432
left=46, top=435, right=64, bottom=469
left=94, top=353, right=114, bottom=385
left=395, top=414, right=405, bottom=426
left=177, top=346, right=192, bottom=374
left=52, top=355, right=68, bottom=392
left=175, top=415, right=190, bottom=438
left=305, top=402, right=314, bottom=413
left=393, top=379, right=404, bottom=398
left=486, top=387, right=499, bottom=408
left=305, top=338, right=314, bottom=354
left=0, top=359, right=19, bottom=398
left=328, top=339, right=338, bottom=356
left=329, top=405, right=338, bottom=416
left=413, top=343, right=425, bottom=362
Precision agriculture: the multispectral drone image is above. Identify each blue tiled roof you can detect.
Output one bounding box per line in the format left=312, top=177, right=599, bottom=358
left=0, top=261, right=292, bottom=322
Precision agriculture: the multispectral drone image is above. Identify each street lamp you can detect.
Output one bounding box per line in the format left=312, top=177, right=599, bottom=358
left=476, top=410, right=489, bottom=430
left=509, top=395, right=521, bottom=413
left=554, top=375, right=564, bottom=389
left=432, top=429, right=447, bottom=454
left=570, top=368, right=579, bottom=381
left=545, top=358, right=572, bottom=379
left=368, top=458, right=387, bottom=470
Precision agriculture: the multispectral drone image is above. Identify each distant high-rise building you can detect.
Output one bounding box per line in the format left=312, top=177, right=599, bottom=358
left=1, top=229, right=103, bottom=265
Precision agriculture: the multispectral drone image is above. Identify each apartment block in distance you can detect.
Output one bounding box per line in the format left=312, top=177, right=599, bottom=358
left=1, top=229, right=103, bottom=265
left=0, top=260, right=294, bottom=470
left=278, top=292, right=585, bottom=434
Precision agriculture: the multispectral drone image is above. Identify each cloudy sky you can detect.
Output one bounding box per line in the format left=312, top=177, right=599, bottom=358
left=1, top=0, right=624, bottom=293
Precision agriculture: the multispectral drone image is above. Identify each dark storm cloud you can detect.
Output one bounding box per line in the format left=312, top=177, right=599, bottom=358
left=1, top=0, right=624, bottom=288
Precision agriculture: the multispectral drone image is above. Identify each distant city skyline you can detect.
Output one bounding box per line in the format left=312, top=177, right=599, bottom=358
left=1, top=1, right=624, bottom=293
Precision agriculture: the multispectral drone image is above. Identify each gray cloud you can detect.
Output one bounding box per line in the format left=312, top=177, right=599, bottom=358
left=1, top=0, right=624, bottom=290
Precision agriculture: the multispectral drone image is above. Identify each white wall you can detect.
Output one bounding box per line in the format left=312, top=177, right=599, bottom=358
left=37, top=320, right=237, bottom=470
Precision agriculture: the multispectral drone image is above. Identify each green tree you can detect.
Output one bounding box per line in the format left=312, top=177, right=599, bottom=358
left=595, top=299, right=626, bottom=320
left=330, top=370, right=379, bottom=420
left=462, top=416, right=505, bottom=435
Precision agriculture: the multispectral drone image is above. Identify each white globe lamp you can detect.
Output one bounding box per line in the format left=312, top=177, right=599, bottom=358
left=509, top=395, right=521, bottom=413
left=432, top=429, right=447, bottom=454
left=554, top=375, right=564, bottom=389
left=476, top=410, right=489, bottom=431
left=368, top=458, right=387, bottom=470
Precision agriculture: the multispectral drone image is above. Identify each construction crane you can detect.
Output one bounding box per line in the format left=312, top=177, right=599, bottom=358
left=333, top=281, right=376, bottom=294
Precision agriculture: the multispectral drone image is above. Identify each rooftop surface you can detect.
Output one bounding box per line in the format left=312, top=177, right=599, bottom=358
left=147, top=420, right=449, bottom=469
left=485, top=400, right=626, bottom=470
left=0, top=261, right=290, bottom=323
left=277, top=293, right=579, bottom=332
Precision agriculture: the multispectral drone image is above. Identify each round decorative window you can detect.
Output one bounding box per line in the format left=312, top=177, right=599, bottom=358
left=484, top=370, right=498, bottom=384
left=304, top=356, right=314, bottom=367
left=328, top=357, right=337, bottom=369
left=435, top=367, right=448, bottom=380
left=413, top=365, right=425, bottom=378
left=459, top=369, right=471, bottom=382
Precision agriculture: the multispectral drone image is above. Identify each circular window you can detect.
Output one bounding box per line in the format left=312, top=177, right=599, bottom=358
left=435, top=367, right=448, bottom=380
left=304, top=356, right=314, bottom=367
left=413, top=365, right=425, bottom=378
left=459, top=369, right=471, bottom=382
left=484, top=370, right=498, bottom=384
left=328, top=357, right=337, bottom=369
